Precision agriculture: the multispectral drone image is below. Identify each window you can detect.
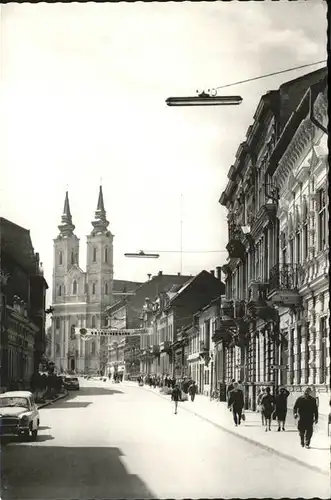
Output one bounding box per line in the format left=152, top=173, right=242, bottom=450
left=105, top=247, right=108, bottom=263
left=55, top=317, right=60, bottom=329
left=296, top=326, right=302, bottom=384
left=303, top=222, right=308, bottom=261
left=318, top=189, right=326, bottom=250
left=91, top=342, right=96, bottom=355
left=56, top=344, right=60, bottom=355
left=295, top=231, right=301, bottom=264
left=91, top=316, right=96, bottom=328
left=72, top=280, right=77, bottom=295
left=71, top=251, right=75, bottom=265
left=92, top=283, right=96, bottom=295
left=281, top=233, right=287, bottom=264
left=58, top=285, right=62, bottom=297
left=289, top=239, right=294, bottom=265
left=93, top=248, right=97, bottom=262
left=320, top=316, right=328, bottom=384
left=59, top=251, right=63, bottom=265
left=105, top=282, right=108, bottom=295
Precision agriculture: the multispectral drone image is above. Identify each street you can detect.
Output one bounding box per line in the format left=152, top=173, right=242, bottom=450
left=1, top=379, right=329, bottom=500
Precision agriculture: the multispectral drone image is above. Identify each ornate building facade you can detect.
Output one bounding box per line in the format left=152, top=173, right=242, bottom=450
left=217, top=67, right=328, bottom=410
left=268, top=73, right=329, bottom=413
left=51, top=186, right=114, bottom=373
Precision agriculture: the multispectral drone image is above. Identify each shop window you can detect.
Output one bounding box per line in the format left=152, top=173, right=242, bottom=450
left=318, top=189, right=326, bottom=250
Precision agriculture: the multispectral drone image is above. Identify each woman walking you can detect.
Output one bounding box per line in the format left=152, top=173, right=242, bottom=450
left=171, top=384, right=181, bottom=415
left=260, top=387, right=275, bottom=431
left=257, top=388, right=266, bottom=426
left=274, top=387, right=290, bottom=431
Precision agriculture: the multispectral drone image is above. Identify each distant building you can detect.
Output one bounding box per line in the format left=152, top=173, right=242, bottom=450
left=0, top=218, right=48, bottom=389
left=51, top=186, right=141, bottom=374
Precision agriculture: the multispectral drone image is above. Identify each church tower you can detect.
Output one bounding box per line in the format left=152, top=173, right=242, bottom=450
left=53, top=191, right=80, bottom=302
left=86, top=186, right=114, bottom=328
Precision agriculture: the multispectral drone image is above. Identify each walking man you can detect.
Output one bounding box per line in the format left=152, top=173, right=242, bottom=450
left=188, top=381, right=198, bottom=402
left=171, top=383, right=181, bottom=415
left=228, top=382, right=244, bottom=426
left=293, top=387, right=318, bottom=448
left=260, top=387, right=274, bottom=432
left=274, top=387, right=290, bottom=431
left=257, top=387, right=266, bottom=426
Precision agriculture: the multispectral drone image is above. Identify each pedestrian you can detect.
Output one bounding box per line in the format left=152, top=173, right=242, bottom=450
left=257, top=388, right=266, bottom=426
left=171, top=384, right=181, bottom=415
left=260, top=387, right=274, bottom=432
left=274, top=386, right=290, bottom=431
left=228, top=382, right=244, bottom=426
left=188, top=381, right=198, bottom=402
left=227, top=378, right=236, bottom=408
left=293, top=387, right=318, bottom=448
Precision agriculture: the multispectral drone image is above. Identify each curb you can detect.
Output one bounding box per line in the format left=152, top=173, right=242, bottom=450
left=37, top=391, right=69, bottom=409
left=137, top=384, right=329, bottom=476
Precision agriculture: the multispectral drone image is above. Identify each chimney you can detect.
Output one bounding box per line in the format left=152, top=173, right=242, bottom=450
left=158, top=271, right=163, bottom=276
left=216, top=266, right=222, bottom=280
left=177, top=272, right=181, bottom=276
left=210, top=270, right=215, bottom=277
left=147, top=274, right=151, bottom=281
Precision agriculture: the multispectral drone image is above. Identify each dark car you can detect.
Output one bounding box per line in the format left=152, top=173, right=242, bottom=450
left=63, top=377, right=79, bottom=391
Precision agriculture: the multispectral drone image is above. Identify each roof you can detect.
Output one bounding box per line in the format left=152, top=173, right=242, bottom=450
left=0, top=391, right=33, bottom=398
left=113, top=279, right=142, bottom=292
left=0, top=218, right=42, bottom=277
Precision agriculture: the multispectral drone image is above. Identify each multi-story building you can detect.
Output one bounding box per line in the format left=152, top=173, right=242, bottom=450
left=139, top=270, right=225, bottom=378
left=51, top=187, right=141, bottom=373
left=267, top=71, right=329, bottom=413
left=0, top=218, right=48, bottom=389
left=218, top=67, right=327, bottom=410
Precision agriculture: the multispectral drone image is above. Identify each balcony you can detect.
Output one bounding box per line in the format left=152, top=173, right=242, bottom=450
left=268, top=264, right=302, bottom=308
left=159, top=340, right=172, bottom=353
left=247, top=281, right=277, bottom=321
left=226, top=237, right=246, bottom=261
left=149, top=344, right=160, bottom=356
left=251, top=203, right=277, bottom=239
left=221, top=299, right=246, bottom=319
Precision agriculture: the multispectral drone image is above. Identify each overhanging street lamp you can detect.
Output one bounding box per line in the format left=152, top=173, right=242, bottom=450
left=124, top=250, right=160, bottom=259
left=166, top=91, right=243, bottom=107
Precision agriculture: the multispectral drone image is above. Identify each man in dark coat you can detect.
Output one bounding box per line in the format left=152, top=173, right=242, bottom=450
left=293, top=387, right=318, bottom=448
left=261, top=387, right=274, bottom=432
left=274, top=387, right=290, bottom=431
left=171, top=384, right=181, bottom=415
left=188, top=381, right=198, bottom=402
left=228, top=382, right=244, bottom=426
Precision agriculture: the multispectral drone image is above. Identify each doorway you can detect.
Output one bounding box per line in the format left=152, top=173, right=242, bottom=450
left=70, top=358, right=75, bottom=371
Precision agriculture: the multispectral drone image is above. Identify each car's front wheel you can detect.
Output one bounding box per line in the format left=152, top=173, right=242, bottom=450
left=22, top=430, right=30, bottom=440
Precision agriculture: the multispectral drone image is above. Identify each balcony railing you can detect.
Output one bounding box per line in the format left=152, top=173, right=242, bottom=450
left=269, top=264, right=300, bottom=292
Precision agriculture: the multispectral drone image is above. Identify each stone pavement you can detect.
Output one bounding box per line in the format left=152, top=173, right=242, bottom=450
left=125, top=381, right=330, bottom=475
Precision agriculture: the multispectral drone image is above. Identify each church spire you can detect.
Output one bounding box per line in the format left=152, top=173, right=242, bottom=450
left=91, top=185, right=109, bottom=234
left=58, top=191, right=75, bottom=236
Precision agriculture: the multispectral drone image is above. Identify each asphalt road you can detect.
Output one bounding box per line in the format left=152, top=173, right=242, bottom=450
left=1, top=379, right=329, bottom=499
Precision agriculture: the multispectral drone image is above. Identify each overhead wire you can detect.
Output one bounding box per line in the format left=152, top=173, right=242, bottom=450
left=213, top=60, right=327, bottom=91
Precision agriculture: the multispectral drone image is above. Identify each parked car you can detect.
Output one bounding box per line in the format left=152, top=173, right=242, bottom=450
left=0, top=391, right=40, bottom=440
left=63, top=377, right=80, bottom=391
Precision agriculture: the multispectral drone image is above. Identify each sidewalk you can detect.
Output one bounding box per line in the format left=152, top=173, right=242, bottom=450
left=37, top=390, right=68, bottom=409
left=126, top=382, right=330, bottom=476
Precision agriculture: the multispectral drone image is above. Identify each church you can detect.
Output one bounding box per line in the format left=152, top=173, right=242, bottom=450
left=50, top=186, right=141, bottom=373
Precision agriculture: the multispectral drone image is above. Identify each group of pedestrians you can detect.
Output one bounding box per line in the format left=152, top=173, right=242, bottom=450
left=234, top=382, right=319, bottom=449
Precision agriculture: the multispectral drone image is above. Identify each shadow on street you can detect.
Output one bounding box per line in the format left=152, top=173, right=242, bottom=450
left=1, top=445, right=155, bottom=500
left=41, top=386, right=124, bottom=410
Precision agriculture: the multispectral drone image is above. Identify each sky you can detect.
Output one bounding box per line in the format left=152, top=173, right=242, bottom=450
left=1, top=0, right=327, bottom=306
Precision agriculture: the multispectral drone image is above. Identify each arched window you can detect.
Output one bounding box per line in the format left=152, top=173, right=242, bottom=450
left=93, top=248, right=97, bottom=262
left=105, top=247, right=108, bottom=263
left=105, top=282, right=108, bottom=295
left=92, top=283, right=96, bottom=295
left=91, top=316, right=96, bottom=328
left=58, top=285, right=62, bottom=296
left=73, top=280, right=77, bottom=295
left=71, top=251, right=75, bottom=265
left=59, top=251, right=63, bottom=265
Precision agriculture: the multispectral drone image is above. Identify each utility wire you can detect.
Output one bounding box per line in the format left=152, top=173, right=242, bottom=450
left=214, top=60, right=326, bottom=91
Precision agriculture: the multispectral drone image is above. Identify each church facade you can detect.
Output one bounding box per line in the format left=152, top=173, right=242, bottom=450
left=51, top=186, right=114, bottom=373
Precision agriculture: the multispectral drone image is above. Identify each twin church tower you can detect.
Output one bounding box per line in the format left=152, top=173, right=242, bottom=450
left=51, top=186, right=114, bottom=372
